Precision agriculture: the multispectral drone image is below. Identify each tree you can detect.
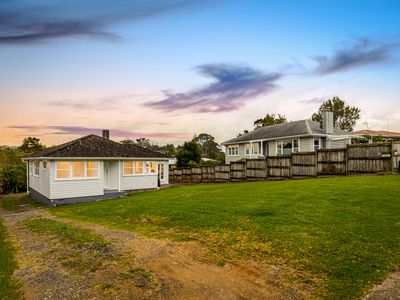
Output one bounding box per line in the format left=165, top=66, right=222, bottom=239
left=237, top=130, right=249, bottom=137
left=158, top=144, right=176, bottom=157
left=311, top=96, right=361, bottom=131
left=121, top=137, right=152, bottom=148
left=19, top=137, right=45, bottom=153
left=175, top=141, right=202, bottom=167
left=192, top=133, right=223, bottom=160
left=254, top=114, right=287, bottom=129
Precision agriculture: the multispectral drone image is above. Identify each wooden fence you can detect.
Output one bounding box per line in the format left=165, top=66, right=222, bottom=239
left=169, top=143, right=399, bottom=184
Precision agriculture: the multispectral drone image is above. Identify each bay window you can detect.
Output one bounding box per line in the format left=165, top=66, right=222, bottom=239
left=55, top=161, right=99, bottom=179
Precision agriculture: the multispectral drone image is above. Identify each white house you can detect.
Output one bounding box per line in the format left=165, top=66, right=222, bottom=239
left=222, top=112, right=355, bottom=164
left=24, top=130, right=170, bottom=206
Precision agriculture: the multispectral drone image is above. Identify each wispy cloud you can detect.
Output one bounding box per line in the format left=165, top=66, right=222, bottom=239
left=145, top=63, right=282, bottom=113
left=7, top=125, right=189, bottom=139
left=300, top=97, right=326, bottom=105
left=313, top=36, right=400, bottom=74
left=0, top=0, right=201, bottom=44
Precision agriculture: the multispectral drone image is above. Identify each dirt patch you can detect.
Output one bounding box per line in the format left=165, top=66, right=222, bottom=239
left=0, top=202, right=308, bottom=299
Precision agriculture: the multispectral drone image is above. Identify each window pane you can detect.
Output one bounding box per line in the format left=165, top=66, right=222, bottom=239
left=134, top=161, right=143, bottom=174
left=87, top=161, right=98, bottom=169
left=87, top=169, right=99, bottom=177
left=150, top=162, right=156, bottom=173
left=72, top=161, right=85, bottom=177
left=57, top=170, right=70, bottom=178
left=56, top=161, right=70, bottom=170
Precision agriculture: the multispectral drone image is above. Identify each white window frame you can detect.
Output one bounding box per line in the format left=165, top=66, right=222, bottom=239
left=33, top=160, right=40, bottom=177
left=276, top=139, right=300, bottom=155
left=159, top=162, right=165, bottom=180
left=123, top=160, right=157, bottom=177
left=55, top=161, right=100, bottom=180
left=314, top=138, right=321, bottom=151
left=42, top=160, right=47, bottom=171
left=245, top=143, right=251, bottom=155
left=252, top=143, right=259, bottom=155
left=227, top=145, right=239, bottom=156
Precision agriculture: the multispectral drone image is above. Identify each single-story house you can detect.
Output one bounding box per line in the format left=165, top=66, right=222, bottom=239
left=24, top=130, right=170, bottom=206
left=222, top=111, right=355, bottom=164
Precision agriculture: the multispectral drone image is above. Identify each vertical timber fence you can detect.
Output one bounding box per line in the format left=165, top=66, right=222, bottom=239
left=169, top=142, right=400, bottom=184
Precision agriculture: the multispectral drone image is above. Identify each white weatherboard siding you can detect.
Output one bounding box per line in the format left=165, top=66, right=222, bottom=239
left=49, top=160, right=104, bottom=200
left=300, top=137, right=313, bottom=152
left=121, top=174, right=158, bottom=190
left=328, top=138, right=350, bottom=149
left=29, top=160, right=50, bottom=199
left=268, top=141, right=277, bottom=156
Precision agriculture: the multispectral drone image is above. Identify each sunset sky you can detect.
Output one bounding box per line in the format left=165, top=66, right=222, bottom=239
left=1, top=0, right=399, bottom=147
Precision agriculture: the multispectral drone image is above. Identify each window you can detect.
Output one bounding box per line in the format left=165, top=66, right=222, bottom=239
left=134, top=161, right=143, bottom=174
left=227, top=145, right=239, bottom=156
left=252, top=143, right=260, bottom=155
left=56, top=161, right=99, bottom=179
left=42, top=160, right=47, bottom=171
left=33, top=161, right=40, bottom=176
left=123, top=161, right=147, bottom=176
left=314, top=138, right=320, bottom=151
left=245, top=143, right=251, bottom=155
left=123, top=161, right=133, bottom=175
left=56, top=161, right=71, bottom=178
left=72, top=161, right=85, bottom=177
left=150, top=161, right=156, bottom=174
left=87, top=161, right=99, bottom=177
left=277, top=139, right=300, bottom=155
left=159, top=162, right=165, bottom=180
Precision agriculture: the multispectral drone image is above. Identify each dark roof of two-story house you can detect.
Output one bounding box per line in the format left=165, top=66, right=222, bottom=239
left=25, top=134, right=169, bottom=159
left=222, top=119, right=353, bottom=145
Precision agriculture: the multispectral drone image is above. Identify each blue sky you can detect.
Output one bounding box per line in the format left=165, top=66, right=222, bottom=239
left=1, top=0, right=399, bottom=145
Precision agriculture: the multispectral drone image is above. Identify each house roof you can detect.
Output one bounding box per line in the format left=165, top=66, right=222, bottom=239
left=222, top=119, right=353, bottom=144
left=25, top=134, right=169, bottom=159
left=353, top=130, right=400, bottom=137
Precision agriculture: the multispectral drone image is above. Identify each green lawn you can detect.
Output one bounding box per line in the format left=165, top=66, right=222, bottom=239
left=0, top=217, right=21, bottom=299
left=51, top=175, right=400, bottom=299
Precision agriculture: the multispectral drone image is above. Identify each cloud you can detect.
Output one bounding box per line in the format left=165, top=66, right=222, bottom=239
left=7, top=125, right=189, bottom=140
left=313, top=36, right=400, bottom=74
left=145, top=63, right=282, bottom=113
left=0, top=0, right=200, bottom=44
left=300, top=97, right=326, bottom=105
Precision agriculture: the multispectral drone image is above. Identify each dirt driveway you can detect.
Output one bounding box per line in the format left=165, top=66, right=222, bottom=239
left=0, top=202, right=305, bottom=300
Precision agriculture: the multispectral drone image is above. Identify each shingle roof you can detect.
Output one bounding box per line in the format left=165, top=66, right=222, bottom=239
left=222, top=119, right=352, bottom=144
left=26, top=134, right=169, bottom=159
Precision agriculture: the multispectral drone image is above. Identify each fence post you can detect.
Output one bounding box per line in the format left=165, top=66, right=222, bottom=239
left=345, top=144, right=349, bottom=175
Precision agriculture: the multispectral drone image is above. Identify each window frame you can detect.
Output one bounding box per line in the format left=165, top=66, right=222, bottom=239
left=252, top=143, right=260, bottom=155
left=33, top=160, right=40, bottom=177
left=227, top=145, right=239, bottom=156
left=55, top=161, right=100, bottom=180
left=122, top=160, right=157, bottom=177
left=276, top=139, right=300, bottom=156
left=314, top=138, right=321, bottom=151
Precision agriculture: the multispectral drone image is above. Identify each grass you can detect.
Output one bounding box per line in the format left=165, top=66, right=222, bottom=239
left=1, top=193, right=43, bottom=212
left=50, top=175, right=400, bottom=299
left=23, top=217, right=110, bottom=251
left=0, top=217, right=21, bottom=299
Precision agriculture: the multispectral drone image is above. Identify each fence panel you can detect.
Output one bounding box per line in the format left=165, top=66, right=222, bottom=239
left=266, top=157, right=291, bottom=177
left=317, top=149, right=346, bottom=175
left=230, top=161, right=246, bottom=180
left=215, top=165, right=231, bottom=182
left=191, top=167, right=202, bottom=183
left=201, top=166, right=215, bottom=182
left=182, top=168, right=192, bottom=183
left=292, top=153, right=317, bottom=176
left=246, top=159, right=267, bottom=180
left=347, top=144, right=392, bottom=173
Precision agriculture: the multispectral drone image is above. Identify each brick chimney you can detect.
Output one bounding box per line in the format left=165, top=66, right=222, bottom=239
left=322, top=111, right=333, bottom=134
left=102, top=129, right=110, bottom=139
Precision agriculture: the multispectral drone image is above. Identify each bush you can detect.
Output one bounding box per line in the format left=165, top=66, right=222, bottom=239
left=0, top=164, right=26, bottom=194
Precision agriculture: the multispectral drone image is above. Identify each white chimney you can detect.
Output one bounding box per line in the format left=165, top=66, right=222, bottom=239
left=322, top=111, right=333, bottom=134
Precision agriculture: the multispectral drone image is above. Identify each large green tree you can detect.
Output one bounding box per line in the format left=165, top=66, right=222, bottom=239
left=175, top=141, right=202, bottom=167
left=254, top=113, right=287, bottom=129
left=192, top=133, right=223, bottom=160
left=19, top=137, right=45, bottom=153
left=311, top=96, right=361, bottom=131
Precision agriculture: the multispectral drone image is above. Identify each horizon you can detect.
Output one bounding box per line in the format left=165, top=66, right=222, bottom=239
left=1, top=0, right=400, bottom=147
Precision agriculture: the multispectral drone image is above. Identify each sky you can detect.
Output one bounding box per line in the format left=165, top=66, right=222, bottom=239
left=0, top=0, right=399, bottom=146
